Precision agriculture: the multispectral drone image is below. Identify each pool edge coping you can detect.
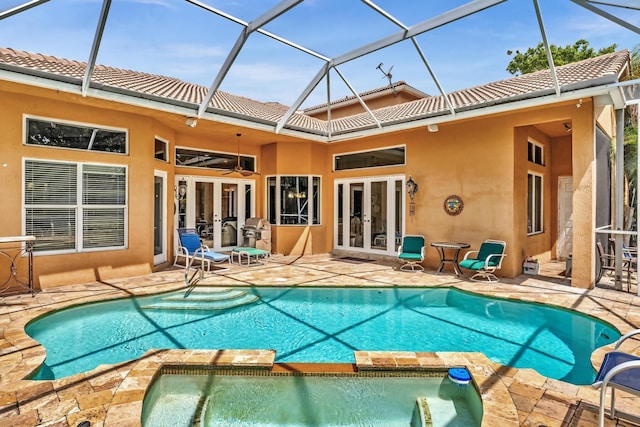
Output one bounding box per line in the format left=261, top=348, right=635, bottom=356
left=2, top=268, right=638, bottom=426
left=102, top=348, right=521, bottom=427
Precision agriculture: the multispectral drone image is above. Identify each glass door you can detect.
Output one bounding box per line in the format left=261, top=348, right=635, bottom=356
left=370, top=180, right=387, bottom=251
left=176, top=177, right=254, bottom=251
left=349, top=182, right=364, bottom=248
left=153, top=171, right=167, bottom=264
left=335, top=176, right=404, bottom=255
left=218, top=182, right=240, bottom=248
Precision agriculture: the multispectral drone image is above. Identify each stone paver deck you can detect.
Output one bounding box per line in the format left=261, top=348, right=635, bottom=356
left=0, top=254, right=639, bottom=426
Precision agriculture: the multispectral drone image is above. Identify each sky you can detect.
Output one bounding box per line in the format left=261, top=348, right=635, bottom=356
left=0, top=0, right=638, bottom=109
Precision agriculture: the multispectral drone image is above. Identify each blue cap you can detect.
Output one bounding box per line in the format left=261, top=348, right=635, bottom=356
left=448, top=368, right=471, bottom=385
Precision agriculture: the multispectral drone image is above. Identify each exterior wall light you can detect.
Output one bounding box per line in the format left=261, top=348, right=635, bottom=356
left=406, top=176, right=418, bottom=200
left=406, top=176, right=418, bottom=216
left=175, top=179, right=187, bottom=200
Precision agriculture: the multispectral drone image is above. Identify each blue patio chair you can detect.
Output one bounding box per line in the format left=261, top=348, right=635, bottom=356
left=174, top=228, right=230, bottom=272
left=593, top=328, right=640, bottom=427
left=397, top=235, right=425, bottom=271
left=459, top=239, right=506, bottom=282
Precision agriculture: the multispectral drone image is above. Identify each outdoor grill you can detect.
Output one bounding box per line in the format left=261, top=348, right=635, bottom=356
left=241, top=218, right=271, bottom=252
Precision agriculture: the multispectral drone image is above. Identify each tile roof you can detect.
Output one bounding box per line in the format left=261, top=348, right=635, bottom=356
left=302, top=81, right=431, bottom=114
left=0, top=47, right=630, bottom=138
left=330, top=50, right=630, bottom=132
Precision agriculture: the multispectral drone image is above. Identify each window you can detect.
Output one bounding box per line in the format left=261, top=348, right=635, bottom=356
left=24, top=160, right=127, bottom=253
left=334, top=146, right=405, bottom=171
left=527, top=172, right=543, bottom=234
left=267, top=175, right=320, bottom=225
left=154, top=138, right=168, bottom=161
left=25, top=118, right=127, bottom=154
left=176, top=147, right=255, bottom=172
left=528, top=141, right=544, bottom=166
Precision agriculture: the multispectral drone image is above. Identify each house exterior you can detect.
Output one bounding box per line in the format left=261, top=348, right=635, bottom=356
left=0, top=47, right=632, bottom=290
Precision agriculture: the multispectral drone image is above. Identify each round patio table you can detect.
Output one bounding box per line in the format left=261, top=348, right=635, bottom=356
left=430, top=241, right=470, bottom=276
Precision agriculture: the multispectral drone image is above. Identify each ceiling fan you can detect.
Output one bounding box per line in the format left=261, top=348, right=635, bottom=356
left=223, top=133, right=259, bottom=177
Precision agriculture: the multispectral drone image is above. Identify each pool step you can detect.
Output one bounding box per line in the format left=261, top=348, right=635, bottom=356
left=141, top=287, right=260, bottom=311
left=193, top=395, right=209, bottom=427
left=411, top=397, right=433, bottom=427
left=164, top=288, right=247, bottom=302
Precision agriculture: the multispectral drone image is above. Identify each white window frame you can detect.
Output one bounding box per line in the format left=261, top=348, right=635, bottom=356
left=175, top=145, right=257, bottom=172
left=528, top=140, right=544, bottom=166
left=154, top=136, right=169, bottom=163
left=23, top=158, right=129, bottom=255
left=527, top=171, right=544, bottom=235
left=266, top=175, right=321, bottom=226
left=333, top=144, right=406, bottom=171
left=23, top=114, right=128, bottom=155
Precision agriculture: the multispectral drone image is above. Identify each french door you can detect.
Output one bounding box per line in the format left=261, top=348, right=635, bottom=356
left=334, top=176, right=404, bottom=255
left=153, top=171, right=167, bottom=265
left=175, top=177, right=254, bottom=250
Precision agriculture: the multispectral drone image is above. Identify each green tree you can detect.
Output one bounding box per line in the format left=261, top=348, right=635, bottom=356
left=623, top=45, right=639, bottom=200
left=506, top=39, right=617, bottom=75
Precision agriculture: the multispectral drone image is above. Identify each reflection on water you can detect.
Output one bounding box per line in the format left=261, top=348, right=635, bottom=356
left=26, top=287, right=619, bottom=384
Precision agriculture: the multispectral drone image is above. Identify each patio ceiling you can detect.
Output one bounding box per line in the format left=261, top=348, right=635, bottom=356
left=0, top=0, right=639, bottom=141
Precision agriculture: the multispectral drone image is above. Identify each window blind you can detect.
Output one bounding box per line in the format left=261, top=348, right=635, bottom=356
left=25, top=160, right=77, bottom=205
left=24, top=160, right=127, bottom=253
left=83, top=164, right=126, bottom=205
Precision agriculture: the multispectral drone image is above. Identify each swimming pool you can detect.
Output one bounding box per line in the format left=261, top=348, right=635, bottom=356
left=26, top=286, right=619, bottom=384
left=142, top=368, right=483, bottom=427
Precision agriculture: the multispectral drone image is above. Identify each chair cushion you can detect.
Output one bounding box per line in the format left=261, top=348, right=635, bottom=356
left=402, top=236, right=424, bottom=254
left=399, top=253, right=423, bottom=261
left=459, top=259, right=486, bottom=271
left=477, top=242, right=504, bottom=266
left=201, top=251, right=230, bottom=263
left=233, top=247, right=269, bottom=256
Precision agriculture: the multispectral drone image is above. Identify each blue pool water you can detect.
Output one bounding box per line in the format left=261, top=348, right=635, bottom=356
left=26, top=286, right=619, bottom=384
left=142, top=371, right=483, bottom=427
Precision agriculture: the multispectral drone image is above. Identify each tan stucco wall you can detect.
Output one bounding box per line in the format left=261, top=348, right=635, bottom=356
left=324, top=102, right=593, bottom=281
left=0, top=88, right=166, bottom=288
left=519, top=125, right=552, bottom=263
left=550, top=134, right=573, bottom=260
left=571, top=100, right=597, bottom=288
left=0, top=79, right=606, bottom=289
left=259, top=140, right=331, bottom=255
